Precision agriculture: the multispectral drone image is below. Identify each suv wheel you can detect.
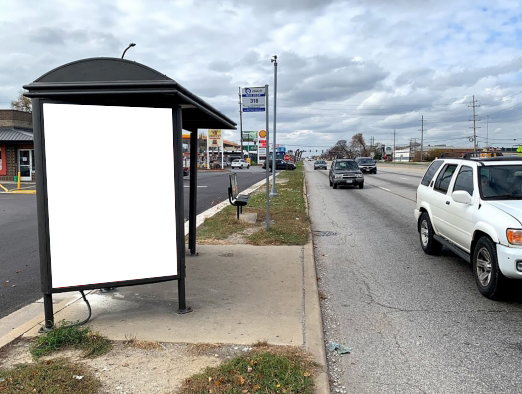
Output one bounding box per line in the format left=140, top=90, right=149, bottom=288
left=333, top=182, right=338, bottom=189
left=359, top=183, right=364, bottom=189
left=329, top=178, right=332, bottom=187
left=473, top=237, right=504, bottom=299
left=419, top=212, right=443, bottom=255
left=373, top=169, right=377, bottom=174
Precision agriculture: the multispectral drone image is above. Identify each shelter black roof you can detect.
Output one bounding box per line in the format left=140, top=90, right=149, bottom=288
left=23, top=58, right=236, bottom=131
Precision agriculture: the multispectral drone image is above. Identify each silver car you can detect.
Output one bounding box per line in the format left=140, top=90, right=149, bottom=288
left=314, top=160, right=327, bottom=170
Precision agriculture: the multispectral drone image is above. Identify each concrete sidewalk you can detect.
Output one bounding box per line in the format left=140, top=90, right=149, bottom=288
left=0, top=243, right=328, bottom=393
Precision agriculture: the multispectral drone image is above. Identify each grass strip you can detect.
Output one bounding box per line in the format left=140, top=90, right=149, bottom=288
left=0, top=357, right=102, bottom=394
left=180, top=347, right=315, bottom=394
left=196, top=163, right=309, bottom=245
left=30, top=320, right=112, bottom=359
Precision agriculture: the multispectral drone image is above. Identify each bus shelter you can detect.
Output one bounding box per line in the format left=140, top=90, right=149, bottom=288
left=23, top=57, right=236, bottom=329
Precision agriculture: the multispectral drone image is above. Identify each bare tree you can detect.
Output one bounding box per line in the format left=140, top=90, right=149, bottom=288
left=350, top=133, right=368, bottom=157
left=11, top=90, right=32, bottom=112
left=328, top=140, right=351, bottom=159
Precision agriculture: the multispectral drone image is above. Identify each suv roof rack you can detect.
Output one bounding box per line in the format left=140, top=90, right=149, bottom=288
left=468, top=156, right=522, bottom=162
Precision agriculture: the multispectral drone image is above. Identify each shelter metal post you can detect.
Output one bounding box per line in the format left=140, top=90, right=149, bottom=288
left=33, top=98, right=54, bottom=330
left=189, top=128, right=198, bottom=255
left=173, top=106, right=192, bottom=314
left=43, top=293, right=54, bottom=330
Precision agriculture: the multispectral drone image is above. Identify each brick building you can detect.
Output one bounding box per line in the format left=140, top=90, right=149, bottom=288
left=0, top=110, right=34, bottom=182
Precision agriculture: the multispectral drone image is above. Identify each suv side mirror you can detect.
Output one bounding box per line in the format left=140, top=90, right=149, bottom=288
left=452, top=190, right=472, bottom=204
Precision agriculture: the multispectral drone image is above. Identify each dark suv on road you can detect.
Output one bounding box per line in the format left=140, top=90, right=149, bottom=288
left=355, top=157, right=377, bottom=174
left=329, top=159, right=364, bottom=189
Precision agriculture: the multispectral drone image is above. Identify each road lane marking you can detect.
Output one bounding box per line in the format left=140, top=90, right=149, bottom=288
left=400, top=177, right=409, bottom=180
left=379, top=187, right=391, bottom=191
left=184, top=186, right=208, bottom=188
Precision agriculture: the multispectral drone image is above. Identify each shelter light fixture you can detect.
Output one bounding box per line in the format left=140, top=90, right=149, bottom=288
left=121, top=43, right=136, bottom=59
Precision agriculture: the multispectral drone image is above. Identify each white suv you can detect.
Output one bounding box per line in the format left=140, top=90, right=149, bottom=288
left=415, top=157, right=522, bottom=299
left=231, top=159, right=249, bottom=169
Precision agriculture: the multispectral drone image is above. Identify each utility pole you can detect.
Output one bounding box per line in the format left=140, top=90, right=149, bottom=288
left=486, top=114, right=489, bottom=150
left=239, top=87, right=243, bottom=158
left=469, top=95, right=480, bottom=153
left=393, top=129, right=396, bottom=161
left=420, top=115, right=424, bottom=162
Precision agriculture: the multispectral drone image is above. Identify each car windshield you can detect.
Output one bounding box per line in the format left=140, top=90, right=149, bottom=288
left=357, top=159, right=373, bottom=164
left=232, top=159, right=240, bottom=162
left=316, top=160, right=325, bottom=164
left=335, top=161, right=358, bottom=171
left=479, top=165, right=522, bottom=199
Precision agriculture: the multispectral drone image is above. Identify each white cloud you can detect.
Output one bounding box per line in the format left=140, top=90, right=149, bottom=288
left=1, top=0, right=522, bottom=151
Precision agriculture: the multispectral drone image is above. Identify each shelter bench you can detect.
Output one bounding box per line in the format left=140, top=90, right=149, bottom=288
left=228, top=173, right=250, bottom=219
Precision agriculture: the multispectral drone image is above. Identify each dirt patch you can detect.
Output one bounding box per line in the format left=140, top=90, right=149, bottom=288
left=198, top=226, right=262, bottom=245
left=0, top=338, right=250, bottom=394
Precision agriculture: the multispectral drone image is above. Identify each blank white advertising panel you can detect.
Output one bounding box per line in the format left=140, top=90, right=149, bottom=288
left=42, top=104, right=178, bottom=288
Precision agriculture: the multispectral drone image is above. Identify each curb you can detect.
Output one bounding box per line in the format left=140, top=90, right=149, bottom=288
left=303, top=166, right=330, bottom=394
left=0, top=293, right=88, bottom=349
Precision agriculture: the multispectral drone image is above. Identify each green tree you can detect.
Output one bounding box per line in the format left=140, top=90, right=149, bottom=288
left=11, top=90, right=32, bottom=112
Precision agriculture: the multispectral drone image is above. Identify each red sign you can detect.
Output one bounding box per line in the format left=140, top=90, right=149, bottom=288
left=259, top=139, right=267, bottom=148
left=284, top=154, right=290, bottom=161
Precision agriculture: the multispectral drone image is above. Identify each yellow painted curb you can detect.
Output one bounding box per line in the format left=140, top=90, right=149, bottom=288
left=0, top=183, right=8, bottom=192
left=9, top=190, right=36, bottom=194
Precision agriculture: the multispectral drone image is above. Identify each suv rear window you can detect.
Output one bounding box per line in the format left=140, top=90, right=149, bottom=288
left=421, top=160, right=443, bottom=186
left=434, top=164, right=458, bottom=193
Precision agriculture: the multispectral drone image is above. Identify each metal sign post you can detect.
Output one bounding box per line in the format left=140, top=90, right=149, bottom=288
left=270, top=56, right=278, bottom=197
left=264, top=85, right=270, bottom=230
left=242, top=86, right=270, bottom=230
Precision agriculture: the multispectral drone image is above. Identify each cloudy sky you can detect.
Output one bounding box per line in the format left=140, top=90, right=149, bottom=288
left=2, top=0, right=522, bottom=153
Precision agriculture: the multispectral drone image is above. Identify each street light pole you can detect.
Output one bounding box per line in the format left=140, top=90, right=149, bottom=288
left=121, top=43, right=136, bottom=59
left=270, top=55, right=278, bottom=197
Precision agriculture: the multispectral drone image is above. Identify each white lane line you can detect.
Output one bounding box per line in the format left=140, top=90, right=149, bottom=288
left=379, top=187, right=391, bottom=191
left=400, top=177, right=409, bottom=180
left=184, top=186, right=207, bottom=188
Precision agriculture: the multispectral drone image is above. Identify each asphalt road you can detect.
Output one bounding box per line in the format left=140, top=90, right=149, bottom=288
left=305, top=161, right=522, bottom=393
left=0, top=194, right=40, bottom=320
left=0, top=168, right=272, bottom=319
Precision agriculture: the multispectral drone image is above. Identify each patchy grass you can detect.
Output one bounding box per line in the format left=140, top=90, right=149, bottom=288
left=0, top=357, right=102, bottom=394
left=124, top=335, right=163, bottom=350
left=180, top=346, right=316, bottom=394
left=196, top=163, right=309, bottom=245
left=194, top=205, right=253, bottom=240
left=30, top=320, right=112, bottom=359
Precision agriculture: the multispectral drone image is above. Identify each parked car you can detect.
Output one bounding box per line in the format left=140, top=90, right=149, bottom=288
left=314, top=160, right=327, bottom=170
left=262, top=159, right=295, bottom=171
left=329, top=159, right=364, bottom=189
left=415, top=156, right=522, bottom=299
left=231, top=159, right=250, bottom=169
left=355, top=157, right=377, bottom=174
